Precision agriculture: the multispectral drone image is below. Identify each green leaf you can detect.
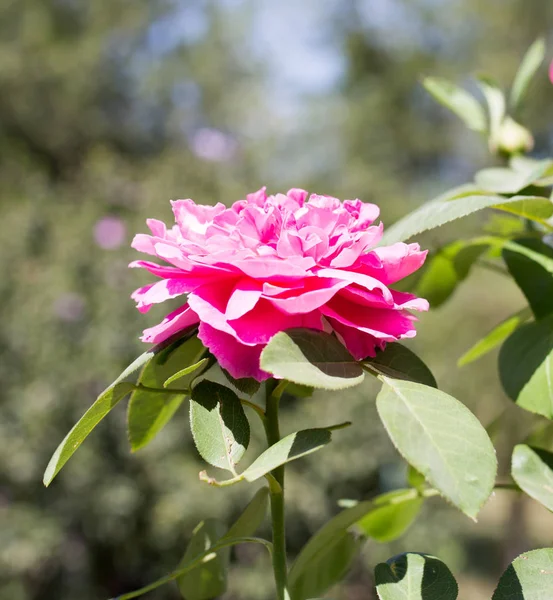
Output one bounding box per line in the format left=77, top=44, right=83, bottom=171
left=408, top=466, right=427, bottom=492
left=498, top=315, right=553, bottom=418
left=375, top=553, right=458, bottom=600
left=476, top=75, right=506, bottom=147
left=128, top=336, right=207, bottom=451
left=356, top=489, right=423, bottom=542
left=284, top=382, right=314, bottom=398
left=495, top=197, right=553, bottom=225
left=190, top=381, right=250, bottom=474
left=380, top=193, right=528, bottom=245
left=512, top=444, right=553, bottom=512
left=458, top=307, right=532, bottom=367
left=223, top=487, right=269, bottom=540
left=289, top=531, right=362, bottom=600
left=510, top=38, right=546, bottom=111
left=364, top=343, right=437, bottom=388
left=503, top=238, right=553, bottom=320
left=376, top=377, right=497, bottom=519
left=493, top=548, right=553, bottom=599
left=474, top=164, right=553, bottom=194
left=289, top=489, right=426, bottom=600
left=423, top=77, right=486, bottom=132
left=177, top=519, right=229, bottom=600
left=164, top=358, right=209, bottom=387
left=414, top=241, right=487, bottom=308
left=222, top=368, right=261, bottom=396
left=44, top=382, right=135, bottom=487
left=242, top=428, right=332, bottom=482
left=111, top=536, right=272, bottom=600
left=43, top=335, right=183, bottom=486
left=260, top=328, right=364, bottom=390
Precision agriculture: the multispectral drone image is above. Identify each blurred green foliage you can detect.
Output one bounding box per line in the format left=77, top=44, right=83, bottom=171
left=1, top=1, right=552, bottom=599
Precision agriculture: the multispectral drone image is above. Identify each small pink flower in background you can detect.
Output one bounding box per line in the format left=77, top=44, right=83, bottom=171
left=131, top=189, right=428, bottom=381
left=94, top=216, right=126, bottom=250
left=190, top=128, right=237, bottom=162
left=549, top=59, right=553, bottom=84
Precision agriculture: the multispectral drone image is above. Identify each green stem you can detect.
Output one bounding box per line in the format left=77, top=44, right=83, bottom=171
left=264, top=381, right=288, bottom=600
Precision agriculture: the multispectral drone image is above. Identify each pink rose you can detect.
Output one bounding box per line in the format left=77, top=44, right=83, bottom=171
left=131, top=188, right=428, bottom=381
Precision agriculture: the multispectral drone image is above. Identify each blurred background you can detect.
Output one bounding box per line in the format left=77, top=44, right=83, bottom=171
left=1, top=1, right=553, bottom=599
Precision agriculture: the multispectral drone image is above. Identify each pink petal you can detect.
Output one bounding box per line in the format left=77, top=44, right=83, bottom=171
left=316, top=267, right=394, bottom=303
left=266, top=278, right=349, bottom=314
left=198, top=322, right=270, bottom=381
left=329, top=318, right=384, bottom=360
left=131, top=279, right=194, bottom=312
left=140, top=304, right=200, bottom=344
left=369, top=243, right=428, bottom=285
left=226, top=279, right=263, bottom=320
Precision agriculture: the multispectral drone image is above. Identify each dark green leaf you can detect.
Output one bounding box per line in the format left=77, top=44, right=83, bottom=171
left=380, top=193, right=528, bottom=245
left=222, top=368, right=261, bottom=396
left=242, top=428, right=332, bottom=482
left=177, top=519, right=228, bottom=600
left=510, top=38, right=546, bottom=111
left=356, top=489, right=423, bottom=542
left=512, top=444, right=553, bottom=512
left=128, top=336, right=207, bottom=451
left=499, top=315, right=553, bottom=418
left=503, top=238, right=553, bottom=320
left=289, top=532, right=362, bottom=600
left=260, top=329, right=364, bottom=390
left=223, top=487, right=269, bottom=540
left=376, top=377, right=497, bottom=519
left=375, top=553, right=458, bottom=600
left=365, top=344, right=437, bottom=388
left=493, top=548, right=553, bottom=599
left=458, top=307, right=532, bottom=367
left=284, top=383, right=314, bottom=398
left=423, top=77, right=486, bottom=132
left=190, top=381, right=250, bottom=473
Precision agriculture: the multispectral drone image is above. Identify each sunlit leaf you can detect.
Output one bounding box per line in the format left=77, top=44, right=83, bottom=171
left=423, top=77, right=486, bottom=132
left=190, top=381, right=250, bottom=473
left=458, top=307, right=532, bottom=367
left=242, top=428, right=332, bottom=482
left=499, top=315, right=553, bottom=418
left=375, top=553, right=458, bottom=600
left=476, top=75, right=506, bottom=147
left=260, top=328, right=364, bottom=390
left=365, top=343, right=437, bottom=388
left=376, top=377, right=497, bottom=519
left=512, top=444, right=553, bottom=512
left=510, top=38, right=546, bottom=111
left=493, top=548, right=553, bottom=599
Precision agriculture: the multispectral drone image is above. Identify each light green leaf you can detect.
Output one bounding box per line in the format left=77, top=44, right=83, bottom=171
left=356, top=489, right=423, bottom=542
left=503, top=238, right=553, bottom=320
left=423, top=77, right=486, bottom=132
left=408, top=466, right=427, bottom=492
left=375, top=553, right=458, bottom=600
left=499, top=315, right=553, bottom=418
left=476, top=75, right=506, bottom=147
left=510, top=38, right=546, bottom=111
left=260, top=328, right=364, bottom=390
left=493, top=548, right=553, bottom=599
left=364, top=343, right=437, bottom=388
left=190, top=381, right=250, bottom=474
left=242, top=428, right=332, bottom=482
left=380, top=193, right=527, bottom=245
left=458, top=307, right=532, bottom=367
left=164, top=358, right=209, bottom=387
left=223, top=487, right=269, bottom=540
left=177, top=519, right=228, bottom=600
left=475, top=164, right=553, bottom=194
left=43, top=335, right=184, bottom=485
left=111, top=536, right=272, bottom=600
left=44, top=382, right=135, bottom=487
left=128, top=336, right=207, bottom=451
left=512, top=444, right=553, bottom=512
left=495, top=197, right=553, bottom=225
left=376, top=377, right=497, bottom=519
